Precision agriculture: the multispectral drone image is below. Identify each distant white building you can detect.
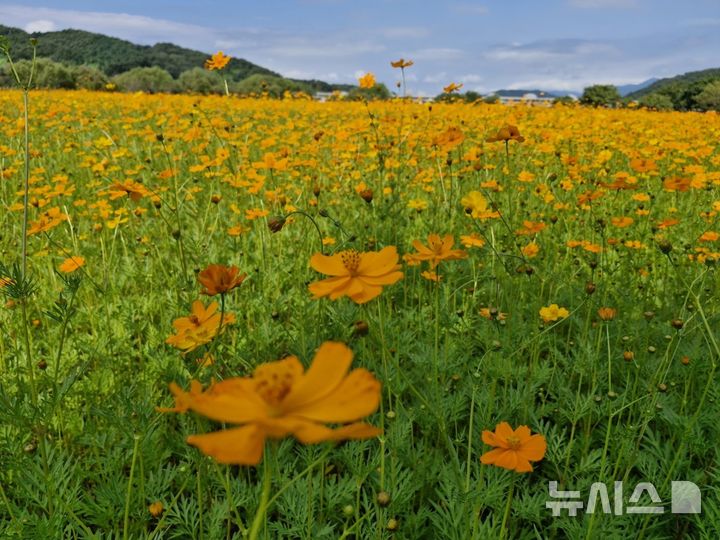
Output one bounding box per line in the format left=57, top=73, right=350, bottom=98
left=313, top=91, right=348, bottom=102
left=487, top=90, right=574, bottom=106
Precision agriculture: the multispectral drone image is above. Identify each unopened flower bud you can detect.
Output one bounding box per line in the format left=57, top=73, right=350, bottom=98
left=268, top=216, right=286, bottom=233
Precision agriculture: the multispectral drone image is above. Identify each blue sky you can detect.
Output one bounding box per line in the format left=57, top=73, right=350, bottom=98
left=1, top=0, right=719, bottom=95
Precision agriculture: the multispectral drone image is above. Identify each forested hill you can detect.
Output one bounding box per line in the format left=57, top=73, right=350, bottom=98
left=626, top=68, right=720, bottom=110
left=0, top=24, right=278, bottom=80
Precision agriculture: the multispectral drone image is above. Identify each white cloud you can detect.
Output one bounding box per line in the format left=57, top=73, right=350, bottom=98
left=0, top=4, right=210, bottom=46
left=24, top=19, right=56, bottom=33
left=459, top=74, right=484, bottom=83
left=423, top=72, right=448, bottom=83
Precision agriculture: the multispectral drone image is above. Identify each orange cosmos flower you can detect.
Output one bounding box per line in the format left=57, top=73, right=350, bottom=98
left=58, top=256, right=85, bottom=273
left=108, top=180, right=147, bottom=202
left=390, top=58, right=414, bottom=69
left=443, top=82, right=463, bottom=93
left=358, top=72, right=376, bottom=89
left=486, top=124, right=525, bottom=143
left=597, top=307, right=617, bottom=321
left=521, top=242, right=540, bottom=258
left=407, top=233, right=467, bottom=269
left=309, top=247, right=403, bottom=304
left=480, top=422, right=546, bottom=473
left=27, top=207, right=67, bottom=236
left=148, top=501, right=164, bottom=518
left=460, top=233, right=486, bottom=248
left=166, top=300, right=236, bottom=353
left=205, top=51, right=231, bottom=71
left=158, top=342, right=382, bottom=465
left=198, top=264, right=247, bottom=296
left=699, top=231, right=719, bottom=242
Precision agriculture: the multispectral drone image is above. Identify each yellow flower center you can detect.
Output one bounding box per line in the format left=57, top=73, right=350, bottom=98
left=506, top=435, right=521, bottom=450
left=253, top=362, right=298, bottom=407
left=340, top=249, right=361, bottom=275
left=189, top=315, right=201, bottom=326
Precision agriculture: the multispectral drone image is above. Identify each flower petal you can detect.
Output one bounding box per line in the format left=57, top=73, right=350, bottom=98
left=187, top=425, right=265, bottom=465
left=495, top=422, right=514, bottom=441
left=492, top=449, right=519, bottom=471
left=513, top=457, right=534, bottom=473
left=349, top=283, right=384, bottom=304
left=358, top=246, right=400, bottom=276
left=520, top=434, right=547, bottom=461
left=514, top=425, right=532, bottom=442
left=186, top=378, right=269, bottom=424
left=359, top=271, right=404, bottom=286
left=309, top=276, right=351, bottom=298
left=291, top=368, right=381, bottom=422
left=480, top=448, right=506, bottom=465
left=293, top=421, right=382, bottom=443
left=310, top=253, right=348, bottom=276
left=283, top=342, right=353, bottom=410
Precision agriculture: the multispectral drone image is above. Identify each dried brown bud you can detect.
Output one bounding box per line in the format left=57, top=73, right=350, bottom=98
left=359, top=189, right=374, bottom=203
left=353, top=320, right=369, bottom=337
left=268, top=215, right=286, bottom=233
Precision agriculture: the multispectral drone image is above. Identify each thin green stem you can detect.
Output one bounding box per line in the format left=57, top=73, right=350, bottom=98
left=249, top=447, right=273, bottom=540
left=123, top=434, right=141, bottom=540
left=499, top=479, right=514, bottom=540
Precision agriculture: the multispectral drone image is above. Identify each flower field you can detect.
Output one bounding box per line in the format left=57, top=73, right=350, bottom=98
left=1, top=89, right=719, bottom=539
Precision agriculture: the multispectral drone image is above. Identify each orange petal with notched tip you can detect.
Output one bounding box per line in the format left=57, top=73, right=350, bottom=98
left=187, top=424, right=266, bottom=465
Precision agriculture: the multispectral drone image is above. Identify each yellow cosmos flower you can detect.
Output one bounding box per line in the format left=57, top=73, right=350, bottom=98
left=539, top=304, right=569, bottom=323
left=443, top=82, right=463, bottom=93
left=407, top=233, right=467, bottom=269
left=461, top=191, right=500, bottom=220
left=205, top=51, right=231, bottom=70
left=166, top=300, right=236, bottom=353
left=158, top=342, right=382, bottom=465
left=308, top=246, right=403, bottom=304
left=358, top=72, right=376, bottom=89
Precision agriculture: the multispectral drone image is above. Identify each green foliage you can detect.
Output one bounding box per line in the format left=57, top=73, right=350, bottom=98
left=0, top=24, right=352, bottom=95
left=177, top=67, right=224, bottom=95
left=627, top=68, right=720, bottom=111
left=694, top=80, right=720, bottom=111
left=580, top=84, right=621, bottom=107
left=638, top=93, right=674, bottom=111
left=234, top=74, right=312, bottom=98
left=0, top=58, right=74, bottom=89
left=347, top=83, right=391, bottom=100
left=72, top=64, right=109, bottom=91
left=112, top=66, right=178, bottom=94
left=553, top=95, right=577, bottom=106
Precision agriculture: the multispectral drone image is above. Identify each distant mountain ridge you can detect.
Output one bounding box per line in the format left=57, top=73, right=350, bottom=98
left=0, top=24, right=351, bottom=92
left=627, top=68, right=720, bottom=99
left=617, top=78, right=658, bottom=97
